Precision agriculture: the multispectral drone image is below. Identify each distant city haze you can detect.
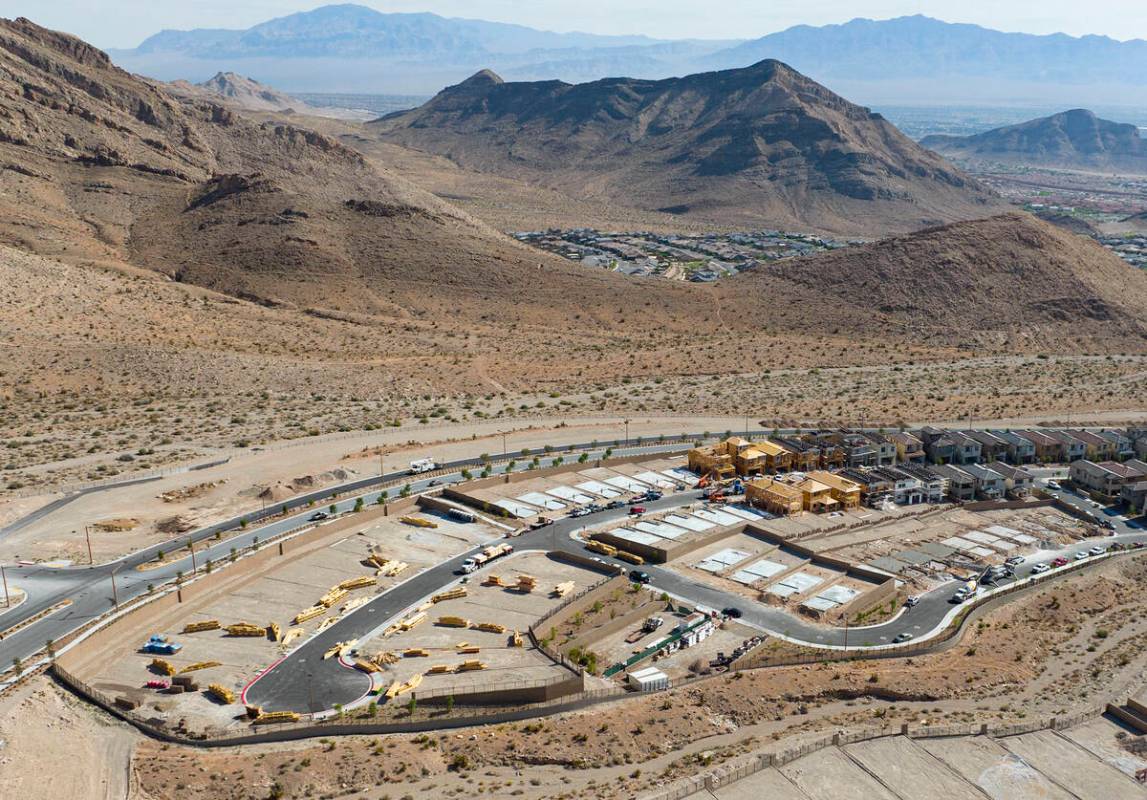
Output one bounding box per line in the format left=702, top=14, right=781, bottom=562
left=8, top=0, right=1147, bottom=49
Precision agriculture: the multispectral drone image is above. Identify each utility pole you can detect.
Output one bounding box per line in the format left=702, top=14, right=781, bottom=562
left=498, top=430, right=510, bottom=458
left=188, top=538, right=197, bottom=573
left=1, top=564, right=9, bottom=607
left=379, top=451, right=385, bottom=481
left=624, top=418, right=631, bottom=448
left=85, top=526, right=93, bottom=565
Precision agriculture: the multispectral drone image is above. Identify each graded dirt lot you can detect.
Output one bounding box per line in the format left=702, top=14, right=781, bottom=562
left=62, top=510, right=506, bottom=732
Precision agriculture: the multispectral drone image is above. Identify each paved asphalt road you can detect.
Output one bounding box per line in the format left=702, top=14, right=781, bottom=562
left=0, top=438, right=702, bottom=676
left=5, top=435, right=1146, bottom=710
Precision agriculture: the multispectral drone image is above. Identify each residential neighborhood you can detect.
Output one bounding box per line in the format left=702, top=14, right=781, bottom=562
left=688, top=426, right=1147, bottom=518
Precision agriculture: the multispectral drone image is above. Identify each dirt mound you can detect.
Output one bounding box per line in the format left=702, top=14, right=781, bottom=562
left=372, top=60, right=1003, bottom=235
left=155, top=515, right=194, bottom=534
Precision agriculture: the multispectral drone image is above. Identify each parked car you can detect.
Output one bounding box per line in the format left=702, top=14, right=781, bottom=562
left=308, top=512, right=329, bottom=521
left=1052, top=557, right=1069, bottom=567
left=1074, top=550, right=1088, bottom=561
left=606, top=500, right=626, bottom=510
left=1089, top=545, right=1107, bottom=556
left=722, top=607, right=743, bottom=619
left=643, top=490, right=663, bottom=501
left=1005, top=556, right=1025, bottom=567
left=904, top=595, right=919, bottom=608
left=428, top=479, right=442, bottom=487
left=1032, top=563, right=1051, bottom=574
left=1046, top=480, right=1060, bottom=490
left=893, top=633, right=914, bottom=644
left=629, top=506, right=646, bottom=515
left=569, top=508, right=588, bottom=518
left=629, top=570, right=651, bottom=584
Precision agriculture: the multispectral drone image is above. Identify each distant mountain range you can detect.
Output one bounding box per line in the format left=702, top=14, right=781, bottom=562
left=370, top=61, right=1001, bottom=235
left=108, top=8, right=1147, bottom=106
left=921, top=109, right=1147, bottom=173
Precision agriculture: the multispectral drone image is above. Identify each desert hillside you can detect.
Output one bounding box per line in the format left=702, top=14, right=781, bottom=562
left=921, top=109, right=1147, bottom=173
left=733, top=211, right=1147, bottom=349
left=371, top=60, right=1003, bottom=235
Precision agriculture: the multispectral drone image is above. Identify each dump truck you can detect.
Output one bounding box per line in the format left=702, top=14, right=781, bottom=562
left=457, top=543, right=514, bottom=574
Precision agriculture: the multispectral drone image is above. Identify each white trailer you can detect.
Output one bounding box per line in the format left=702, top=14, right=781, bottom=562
left=409, top=458, right=438, bottom=474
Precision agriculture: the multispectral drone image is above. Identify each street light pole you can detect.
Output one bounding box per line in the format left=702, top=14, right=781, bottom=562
left=85, top=525, right=93, bottom=565
left=1, top=564, right=9, bottom=607
left=110, top=565, right=120, bottom=608
left=624, top=418, right=631, bottom=447
left=188, top=538, right=197, bottom=573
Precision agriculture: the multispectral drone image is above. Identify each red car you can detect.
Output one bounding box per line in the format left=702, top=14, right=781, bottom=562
left=629, top=506, right=646, bottom=515
left=1052, top=557, right=1068, bottom=567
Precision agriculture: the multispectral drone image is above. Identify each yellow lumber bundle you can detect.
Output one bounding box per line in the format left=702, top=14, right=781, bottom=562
left=322, top=639, right=358, bottom=660
left=354, top=658, right=380, bottom=674
left=379, top=561, right=408, bottom=577
left=457, top=645, right=480, bottom=655
left=225, top=623, right=266, bottom=637
left=436, top=616, right=470, bottom=628
left=340, top=597, right=370, bottom=614
left=400, top=515, right=438, bottom=528
left=431, top=587, right=467, bottom=603
left=383, top=680, right=402, bottom=699
left=178, top=661, right=222, bottom=674
left=316, top=616, right=340, bottom=633
left=616, top=550, right=644, bottom=565
left=207, top=683, right=235, bottom=704
left=516, top=575, right=537, bottom=592
left=427, top=664, right=450, bottom=674
left=367, top=553, right=390, bottom=569
left=253, top=711, right=300, bottom=724
left=267, top=622, right=281, bottom=642
left=415, top=600, right=433, bottom=613
left=280, top=627, right=304, bottom=647
left=552, top=581, right=575, bottom=598
left=510, top=630, right=523, bottom=648
left=293, top=605, right=325, bottom=624
left=371, top=651, right=399, bottom=666
left=483, top=575, right=507, bottom=587
left=398, top=612, right=426, bottom=631
left=150, top=658, right=176, bottom=676
left=337, top=575, right=376, bottom=591
left=454, top=641, right=471, bottom=649
left=476, top=622, right=506, bottom=634
left=181, top=619, right=220, bottom=634
left=586, top=539, right=618, bottom=557
left=456, top=659, right=486, bottom=672
left=396, top=673, right=422, bottom=695
left=318, top=587, right=348, bottom=608
left=403, top=648, right=430, bottom=657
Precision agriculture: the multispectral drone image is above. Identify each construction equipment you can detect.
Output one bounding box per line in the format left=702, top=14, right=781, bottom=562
left=457, top=543, right=514, bottom=575
left=476, top=622, right=506, bottom=634
left=253, top=711, right=300, bottom=724
left=181, top=620, right=220, bottom=634
left=149, top=658, right=177, bottom=676
left=398, top=612, right=426, bottom=631
left=337, top=575, right=376, bottom=591
left=431, top=587, right=467, bottom=603
left=586, top=540, right=618, bottom=558
left=178, top=661, right=221, bottom=674
left=483, top=575, right=508, bottom=587
left=552, top=581, right=575, bottom=598
left=267, top=622, right=281, bottom=642
left=515, top=575, right=537, bottom=593
left=510, top=630, right=523, bottom=648
left=224, top=623, right=266, bottom=637
left=318, top=587, right=348, bottom=608
left=436, top=616, right=470, bottom=628
left=400, top=515, right=438, bottom=528
left=456, top=659, right=486, bottom=672
left=427, top=664, right=450, bottom=674
left=293, top=605, right=326, bottom=624
left=616, top=550, right=645, bottom=566
left=280, top=627, right=304, bottom=647
left=353, top=657, right=380, bottom=674
left=207, top=683, right=235, bottom=704
left=142, top=634, right=182, bottom=655
left=403, top=648, right=430, bottom=657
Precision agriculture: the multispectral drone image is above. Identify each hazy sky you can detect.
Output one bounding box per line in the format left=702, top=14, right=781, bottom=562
left=9, top=1, right=1147, bottom=49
